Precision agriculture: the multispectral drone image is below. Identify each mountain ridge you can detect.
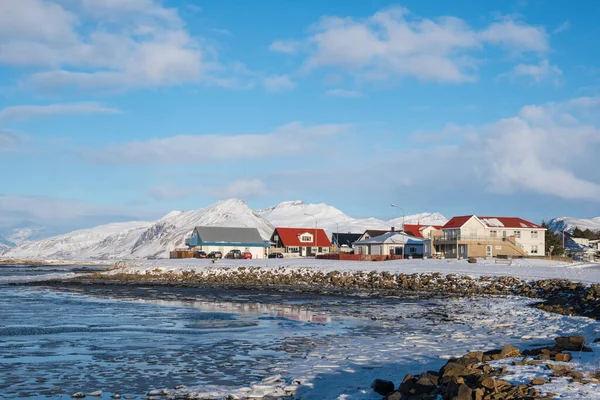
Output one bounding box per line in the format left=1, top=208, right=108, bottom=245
left=3, top=199, right=447, bottom=260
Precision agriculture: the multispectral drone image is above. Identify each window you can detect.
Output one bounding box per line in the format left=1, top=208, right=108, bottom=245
left=513, top=231, right=521, bottom=238
left=410, top=247, right=416, bottom=254
left=490, top=230, right=497, bottom=238
left=531, top=231, right=538, bottom=239
left=301, top=235, right=312, bottom=242
left=531, top=245, right=538, bottom=254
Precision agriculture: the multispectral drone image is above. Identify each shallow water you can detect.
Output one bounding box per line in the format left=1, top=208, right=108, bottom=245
left=1, top=264, right=598, bottom=399
left=0, top=265, right=370, bottom=398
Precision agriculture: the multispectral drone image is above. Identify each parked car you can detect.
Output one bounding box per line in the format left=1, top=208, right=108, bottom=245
left=207, top=251, right=223, bottom=259
left=268, top=252, right=284, bottom=259
left=225, top=249, right=242, bottom=259
left=194, top=251, right=207, bottom=259
left=242, top=252, right=253, bottom=259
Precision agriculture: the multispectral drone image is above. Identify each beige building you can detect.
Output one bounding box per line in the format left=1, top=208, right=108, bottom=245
left=435, top=215, right=546, bottom=258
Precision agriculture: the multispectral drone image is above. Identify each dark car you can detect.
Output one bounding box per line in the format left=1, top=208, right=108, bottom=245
left=225, top=249, right=243, bottom=259
left=194, top=251, right=207, bottom=259
left=207, top=251, right=223, bottom=259
left=268, top=252, right=284, bottom=259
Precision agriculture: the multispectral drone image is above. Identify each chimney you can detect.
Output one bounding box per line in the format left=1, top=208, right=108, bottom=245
left=391, top=227, right=395, bottom=232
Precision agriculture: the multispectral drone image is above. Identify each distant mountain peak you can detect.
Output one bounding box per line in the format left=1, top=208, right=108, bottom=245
left=547, top=216, right=600, bottom=233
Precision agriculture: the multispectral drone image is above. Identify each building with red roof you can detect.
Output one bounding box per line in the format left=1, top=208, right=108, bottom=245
left=270, top=227, right=332, bottom=257
left=436, top=215, right=546, bottom=258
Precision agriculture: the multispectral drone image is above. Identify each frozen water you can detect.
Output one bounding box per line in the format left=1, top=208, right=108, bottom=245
left=1, top=265, right=600, bottom=399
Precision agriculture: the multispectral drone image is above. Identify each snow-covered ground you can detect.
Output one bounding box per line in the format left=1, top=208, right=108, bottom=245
left=109, top=257, right=600, bottom=284
left=149, top=296, right=600, bottom=400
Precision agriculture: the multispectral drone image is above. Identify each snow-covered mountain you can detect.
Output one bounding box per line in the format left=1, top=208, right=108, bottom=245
left=389, top=212, right=448, bottom=227
left=547, top=216, right=600, bottom=233
left=4, top=199, right=274, bottom=260
left=3, top=199, right=446, bottom=260
left=258, top=200, right=448, bottom=233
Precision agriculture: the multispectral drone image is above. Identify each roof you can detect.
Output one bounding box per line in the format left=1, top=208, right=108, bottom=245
left=272, top=227, right=332, bottom=247
left=331, top=233, right=362, bottom=246
left=193, top=226, right=267, bottom=245
left=363, top=229, right=391, bottom=238
left=354, top=232, right=426, bottom=245
left=403, top=224, right=443, bottom=238
left=442, top=216, right=476, bottom=229
left=442, top=215, right=543, bottom=230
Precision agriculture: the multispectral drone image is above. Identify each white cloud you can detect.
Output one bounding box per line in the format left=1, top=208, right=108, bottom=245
left=501, top=59, right=562, bottom=85
left=272, top=7, right=550, bottom=84
left=148, top=179, right=269, bottom=201
left=262, top=75, right=296, bottom=92
left=0, top=0, right=245, bottom=91
left=268, top=40, right=301, bottom=54
left=90, top=122, right=352, bottom=164
left=479, top=18, right=548, bottom=54
left=0, top=193, right=154, bottom=233
left=0, top=102, right=120, bottom=122
left=407, top=97, right=600, bottom=201
left=325, top=89, right=363, bottom=98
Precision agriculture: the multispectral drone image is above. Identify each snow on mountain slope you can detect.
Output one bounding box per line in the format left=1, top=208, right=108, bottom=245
left=258, top=200, right=390, bottom=233
left=547, top=216, right=600, bottom=233
left=128, top=199, right=274, bottom=259
left=389, top=212, right=448, bottom=227
left=258, top=201, right=447, bottom=233
left=3, top=199, right=274, bottom=260
left=3, top=199, right=445, bottom=260
left=2, top=221, right=152, bottom=260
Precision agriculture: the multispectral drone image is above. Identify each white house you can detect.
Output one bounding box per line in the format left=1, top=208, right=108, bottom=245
left=353, top=232, right=432, bottom=258
left=185, top=226, right=270, bottom=259
left=435, top=215, right=545, bottom=258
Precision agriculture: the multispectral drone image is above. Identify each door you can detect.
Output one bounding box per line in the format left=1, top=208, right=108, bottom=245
left=486, top=245, right=492, bottom=257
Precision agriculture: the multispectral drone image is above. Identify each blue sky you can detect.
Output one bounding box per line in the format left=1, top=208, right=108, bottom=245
left=0, top=0, right=599, bottom=233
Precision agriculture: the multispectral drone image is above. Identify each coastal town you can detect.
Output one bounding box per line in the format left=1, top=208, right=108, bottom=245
left=171, top=214, right=600, bottom=263
left=1, top=0, right=600, bottom=399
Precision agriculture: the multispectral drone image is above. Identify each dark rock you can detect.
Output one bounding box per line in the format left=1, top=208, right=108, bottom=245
left=555, top=336, right=591, bottom=352
left=452, top=384, right=472, bottom=400
left=371, top=379, right=395, bottom=396
left=398, top=374, right=416, bottom=395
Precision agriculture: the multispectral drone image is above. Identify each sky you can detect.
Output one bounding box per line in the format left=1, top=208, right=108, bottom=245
left=0, top=0, right=599, bottom=236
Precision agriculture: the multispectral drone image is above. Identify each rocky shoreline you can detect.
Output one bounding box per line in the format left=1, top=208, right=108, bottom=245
left=65, top=266, right=600, bottom=320
left=374, top=336, right=598, bottom=400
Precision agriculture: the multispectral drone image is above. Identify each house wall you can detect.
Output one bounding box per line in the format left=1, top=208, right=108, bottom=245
left=421, top=226, right=442, bottom=239
left=354, top=242, right=431, bottom=258
left=443, top=217, right=546, bottom=256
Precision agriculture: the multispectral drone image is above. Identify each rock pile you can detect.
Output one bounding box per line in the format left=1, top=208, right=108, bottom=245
left=91, top=267, right=600, bottom=320
left=374, top=337, right=597, bottom=400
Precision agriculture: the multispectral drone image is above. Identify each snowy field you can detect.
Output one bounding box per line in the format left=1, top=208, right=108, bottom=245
left=109, top=257, right=600, bottom=284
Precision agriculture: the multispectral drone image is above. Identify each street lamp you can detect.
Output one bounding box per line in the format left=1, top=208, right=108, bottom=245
left=390, top=204, right=405, bottom=232
left=304, top=213, right=318, bottom=257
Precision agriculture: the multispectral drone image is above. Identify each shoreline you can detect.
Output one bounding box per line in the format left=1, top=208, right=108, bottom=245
left=15, top=265, right=600, bottom=320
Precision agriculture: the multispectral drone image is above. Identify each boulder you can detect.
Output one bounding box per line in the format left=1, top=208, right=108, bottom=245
left=371, top=379, right=395, bottom=396
left=554, top=353, right=572, bottom=362
left=500, top=345, right=520, bottom=358
left=555, top=336, right=591, bottom=352
left=453, top=384, right=472, bottom=400
left=398, top=374, right=415, bottom=395
left=530, top=377, right=547, bottom=385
